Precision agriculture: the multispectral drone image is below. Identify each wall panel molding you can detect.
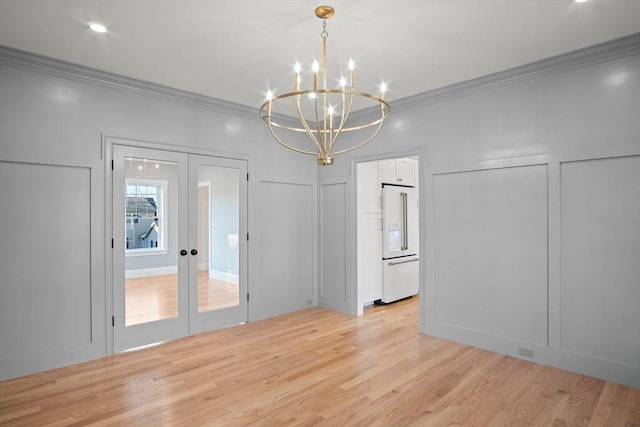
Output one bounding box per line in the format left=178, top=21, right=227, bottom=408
left=0, top=160, right=105, bottom=380
left=431, top=164, right=549, bottom=345
left=425, top=150, right=640, bottom=388
left=559, top=155, right=640, bottom=369
left=254, top=180, right=316, bottom=320
left=318, top=178, right=351, bottom=314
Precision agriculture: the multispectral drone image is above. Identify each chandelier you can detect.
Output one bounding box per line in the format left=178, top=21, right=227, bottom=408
left=260, top=5, right=390, bottom=166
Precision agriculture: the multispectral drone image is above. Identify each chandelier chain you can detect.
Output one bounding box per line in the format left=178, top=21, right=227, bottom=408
left=321, top=19, right=328, bottom=39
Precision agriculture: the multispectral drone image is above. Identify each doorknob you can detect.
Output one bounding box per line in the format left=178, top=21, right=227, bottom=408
left=180, top=249, right=188, bottom=256
left=190, top=249, right=198, bottom=256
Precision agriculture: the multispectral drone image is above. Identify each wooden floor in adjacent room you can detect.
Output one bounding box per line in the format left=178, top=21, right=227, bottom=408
left=1, top=297, right=639, bottom=426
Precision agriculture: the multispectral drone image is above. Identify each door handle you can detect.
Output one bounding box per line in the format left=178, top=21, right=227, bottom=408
left=401, top=192, right=408, bottom=250
left=180, top=249, right=188, bottom=256
left=190, top=249, right=198, bottom=256
left=388, top=257, right=419, bottom=266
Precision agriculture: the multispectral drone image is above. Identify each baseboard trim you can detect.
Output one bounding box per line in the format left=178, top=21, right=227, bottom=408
left=125, top=265, right=177, bottom=279
left=209, top=269, right=239, bottom=285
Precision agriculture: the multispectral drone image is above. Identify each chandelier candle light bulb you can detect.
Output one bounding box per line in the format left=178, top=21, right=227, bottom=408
left=260, top=5, right=390, bottom=166
left=348, top=59, right=355, bottom=88
left=294, top=63, right=301, bottom=91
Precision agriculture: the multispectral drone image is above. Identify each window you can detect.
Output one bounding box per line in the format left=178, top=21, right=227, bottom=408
left=125, top=179, right=167, bottom=254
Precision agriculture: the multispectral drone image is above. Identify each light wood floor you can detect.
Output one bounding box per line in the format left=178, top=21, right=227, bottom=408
left=126, top=271, right=239, bottom=325
left=1, top=297, right=639, bottom=426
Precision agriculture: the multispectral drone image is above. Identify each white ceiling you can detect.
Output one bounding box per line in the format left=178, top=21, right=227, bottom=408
left=1, top=0, right=639, bottom=110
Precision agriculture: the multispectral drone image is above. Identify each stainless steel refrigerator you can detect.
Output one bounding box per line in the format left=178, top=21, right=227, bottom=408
left=380, top=183, right=419, bottom=303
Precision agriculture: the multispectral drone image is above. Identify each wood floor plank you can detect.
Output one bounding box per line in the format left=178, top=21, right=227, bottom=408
left=1, top=297, right=639, bottom=426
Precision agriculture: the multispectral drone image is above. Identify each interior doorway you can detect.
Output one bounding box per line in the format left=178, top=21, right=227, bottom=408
left=356, top=155, right=421, bottom=315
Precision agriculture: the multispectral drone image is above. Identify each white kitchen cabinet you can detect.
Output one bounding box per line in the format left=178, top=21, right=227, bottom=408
left=379, top=159, right=396, bottom=184
left=357, top=160, right=382, bottom=213
left=357, top=213, right=383, bottom=304
left=379, top=158, right=416, bottom=186
left=396, top=158, right=415, bottom=186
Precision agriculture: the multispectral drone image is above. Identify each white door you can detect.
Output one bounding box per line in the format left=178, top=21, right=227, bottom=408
left=112, top=145, right=247, bottom=351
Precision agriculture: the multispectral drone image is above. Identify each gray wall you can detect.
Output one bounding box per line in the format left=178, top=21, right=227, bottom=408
left=1, top=34, right=638, bottom=386
left=318, top=35, right=640, bottom=387
left=0, top=47, right=318, bottom=379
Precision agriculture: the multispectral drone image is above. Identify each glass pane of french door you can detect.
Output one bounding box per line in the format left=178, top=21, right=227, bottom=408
left=113, top=145, right=189, bottom=352
left=124, top=157, right=179, bottom=325
left=189, top=155, right=247, bottom=334
left=196, top=165, right=240, bottom=313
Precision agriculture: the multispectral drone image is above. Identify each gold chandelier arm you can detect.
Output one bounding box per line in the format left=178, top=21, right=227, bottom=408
left=313, top=95, right=325, bottom=157
left=267, top=123, right=319, bottom=156
left=330, top=90, right=355, bottom=151
left=260, top=87, right=390, bottom=162
left=332, top=108, right=387, bottom=155
left=262, top=109, right=319, bottom=157
left=261, top=89, right=388, bottom=131
left=295, top=94, right=324, bottom=154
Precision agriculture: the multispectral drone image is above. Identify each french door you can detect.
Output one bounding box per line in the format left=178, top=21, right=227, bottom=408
left=112, top=145, right=247, bottom=352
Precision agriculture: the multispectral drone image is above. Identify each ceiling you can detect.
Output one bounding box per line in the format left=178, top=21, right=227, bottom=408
left=1, top=0, right=639, bottom=110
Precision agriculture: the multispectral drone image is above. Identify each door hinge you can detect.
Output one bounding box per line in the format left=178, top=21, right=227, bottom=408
left=111, top=159, right=114, bottom=170
left=112, top=316, right=115, bottom=327
left=246, top=233, right=249, bottom=241
left=247, top=172, right=249, bottom=181
left=111, top=238, right=114, bottom=248
left=247, top=293, right=250, bottom=302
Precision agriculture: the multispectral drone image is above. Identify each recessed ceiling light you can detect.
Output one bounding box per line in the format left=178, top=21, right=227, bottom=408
left=575, top=0, right=589, bottom=3
left=88, top=22, right=107, bottom=33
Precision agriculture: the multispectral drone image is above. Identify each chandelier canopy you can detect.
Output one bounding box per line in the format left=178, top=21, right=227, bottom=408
left=260, top=5, right=390, bottom=166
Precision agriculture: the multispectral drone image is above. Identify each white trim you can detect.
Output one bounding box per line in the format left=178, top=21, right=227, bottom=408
left=124, top=265, right=178, bottom=279
left=209, top=269, right=239, bottom=285
left=125, top=249, right=168, bottom=257
left=2, top=34, right=637, bottom=124
left=0, top=46, right=260, bottom=121
left=390, top=33, right=640, bottom=113
left=125, top=177, right=168, bottom=252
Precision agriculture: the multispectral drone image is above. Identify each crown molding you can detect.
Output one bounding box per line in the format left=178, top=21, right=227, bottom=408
left=0, top=45, right=261, bottom=121
left=2, top=32, right=638, bottom=122
left=389, top=32, right=640, bottom=114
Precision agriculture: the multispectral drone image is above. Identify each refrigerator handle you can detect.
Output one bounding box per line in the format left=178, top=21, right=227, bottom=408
left=401, top=192, right=408, bottom=250
left=388, top=257, right=420, bottom=266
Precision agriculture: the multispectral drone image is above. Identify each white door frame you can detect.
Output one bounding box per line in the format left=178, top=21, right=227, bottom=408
left=351, top=148, right=426, bottom=322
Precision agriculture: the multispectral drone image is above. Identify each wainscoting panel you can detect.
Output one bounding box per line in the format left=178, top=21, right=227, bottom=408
left=560, top=155, right=640, bottom=367
left=0, top=162, right=91, bottom=357
left=319, top=180, right=350, bottom=313
left=432, top=164, right=548, bottom=345
left=0, top=160, right=104, bottom=379
left=257, top=181, right=315, bottom=318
